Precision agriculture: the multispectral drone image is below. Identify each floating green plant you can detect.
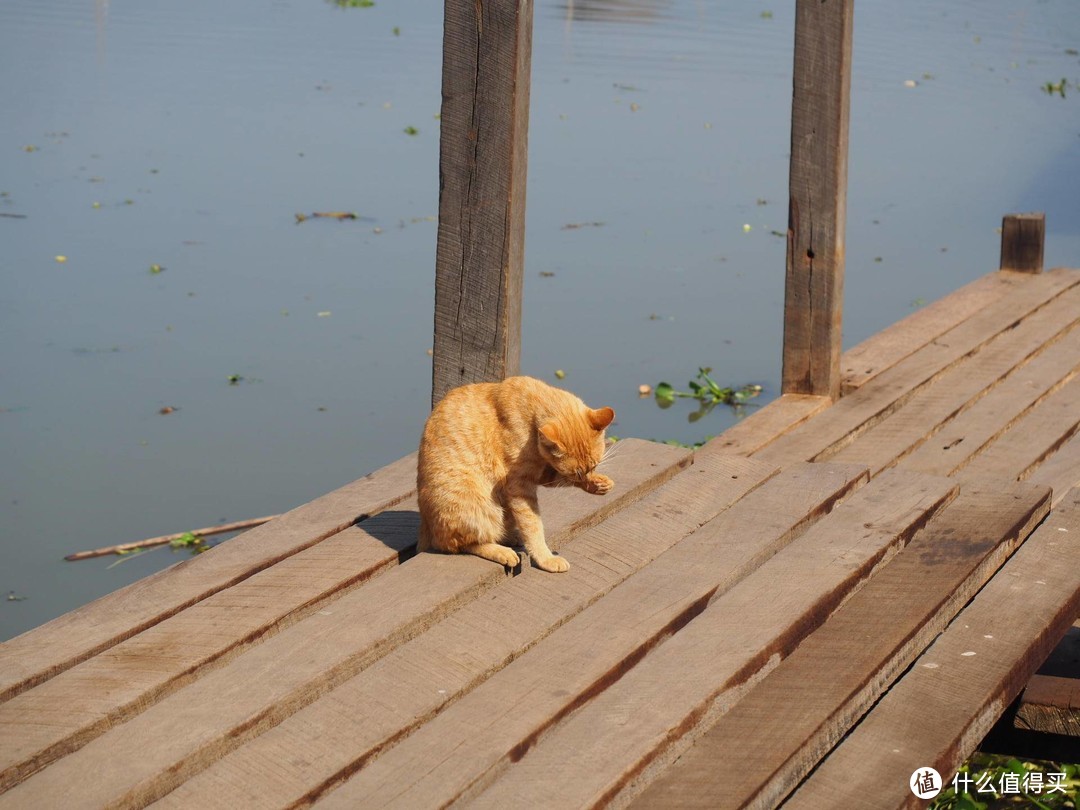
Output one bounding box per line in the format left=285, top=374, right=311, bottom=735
left=1042, top=78, right=1069, bottom=98
left=655, top=368, right=763, bottom=423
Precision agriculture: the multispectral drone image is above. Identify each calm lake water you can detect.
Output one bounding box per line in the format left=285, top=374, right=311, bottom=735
left=2, top=0, right=1078, bottom=641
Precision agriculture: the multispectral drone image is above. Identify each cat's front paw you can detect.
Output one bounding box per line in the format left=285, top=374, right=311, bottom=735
left=535, top=554, right=570, bottom=573
left=583, top=472, right=614, bottom=495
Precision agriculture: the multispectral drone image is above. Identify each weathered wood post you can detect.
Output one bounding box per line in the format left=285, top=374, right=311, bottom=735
left=1000, top=212, right=1045, bottom=273
left=430, top=0, right=535, bottom=407
left=781, top=0, right=854, bottom=401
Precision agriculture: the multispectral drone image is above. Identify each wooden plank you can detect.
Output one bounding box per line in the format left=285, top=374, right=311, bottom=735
left=841, top=271, right=1026, bottom=394
left=1016, top=673, right=1080, bottom=736
left=1016, top=606, right=1080, bottom=739
left=314, top=469, right=956, bottom=810
left=834, top=307, right=1080, bottom=477
left=755, top=268, right=1080, bottom=469
left=1000, top=212, right=1045, bottom=273
left=0, top=452, right=419, bottom=704
left=697, top=394, right=830, bottom=458
left=629, top=479, right=1050, bottom=810
left=895, top=326, right=1078, bottom=478
left=150, top=454, right=783, bottom=810
left=781, top=0, right=853, bottom=400
left=961, top=375, right=1080, bottom=481
left=431, top=0, right=533, bottom=405
left=1027, top=432, right=1080, bottom=507
left=462, top=470, right=957, bottom=810
left=0, top=508, right=420, bottom=791
left=0, top=440, right=688, bottom=807
left=784, top=486, right=1080, bottom=810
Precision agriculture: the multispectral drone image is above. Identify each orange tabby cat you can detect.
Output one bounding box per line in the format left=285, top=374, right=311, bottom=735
left=416, top=376, right=615, bottom=573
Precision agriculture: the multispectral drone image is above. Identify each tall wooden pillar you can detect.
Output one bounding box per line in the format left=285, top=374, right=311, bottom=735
left=431, top=0, right=534, bottom=407
left=781, top=0, right=854, bottom=401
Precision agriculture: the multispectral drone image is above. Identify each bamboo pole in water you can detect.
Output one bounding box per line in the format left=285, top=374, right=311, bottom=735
left=64, top=515, right=278, bottom=561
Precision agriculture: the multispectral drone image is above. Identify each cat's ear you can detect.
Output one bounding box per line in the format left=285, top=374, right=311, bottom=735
left=588, top=407, right=615, bottom=431
left=539, top=423, right=565, bottom=456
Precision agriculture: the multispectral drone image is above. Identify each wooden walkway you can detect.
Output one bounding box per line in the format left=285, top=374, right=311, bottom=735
left=1, top=265, right=1078, bottom=808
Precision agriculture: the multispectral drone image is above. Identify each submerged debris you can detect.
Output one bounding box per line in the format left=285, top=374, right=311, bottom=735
left=295, top=211, right=359, bottom=224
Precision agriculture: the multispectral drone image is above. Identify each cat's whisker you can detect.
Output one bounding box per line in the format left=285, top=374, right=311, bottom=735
left=597, top=441, right=622, bottom=467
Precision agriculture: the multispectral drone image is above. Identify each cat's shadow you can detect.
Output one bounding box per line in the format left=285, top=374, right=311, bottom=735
left=354, top=509, right=421, bottom=565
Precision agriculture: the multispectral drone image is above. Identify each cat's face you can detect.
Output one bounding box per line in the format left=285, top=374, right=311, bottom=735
left=537, top=407, right=615, bottom=484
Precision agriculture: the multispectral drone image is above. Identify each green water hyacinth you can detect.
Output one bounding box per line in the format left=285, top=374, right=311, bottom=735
left=655, top=368, right=762, bottom=422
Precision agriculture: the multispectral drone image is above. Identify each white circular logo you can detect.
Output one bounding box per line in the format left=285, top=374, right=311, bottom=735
left=910, top=767, right=942, bottom=799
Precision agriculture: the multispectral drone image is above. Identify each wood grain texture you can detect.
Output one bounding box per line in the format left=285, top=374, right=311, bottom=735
left=1027, top=432, right=1080, bottom=508
left=465, top=470, right=957, bottom=810
left=697, top=394, right=830, bottom=458
left=151, top=454, right=779, bottom=810
left=312, top=462, right=871, bottom=810
left=756, top=268, right=1080, bottom=469
left=781, top=0, right=853, bottom=399
left=961, top=375, right=1080, bottom=482
left=0, top=440, right=686, bottom=808
left=0, top=508, right=418, bottom=792
left=784, top=486, right=1080, bottom=810
left=1000, top=212, right=1045, bottom=273
left=834, top=303, right=1080, bottom=477
left=840, top=271, right=1025, bottom=394
left=893, top=322, right=1079, bottom=478
left=431, top=0, right=534, bottom=405
left=629, top=479, right=1050, bottom=810
left=0, top=452, right=419, bottom=704
left=1016, top=674, right=1080, bottom=736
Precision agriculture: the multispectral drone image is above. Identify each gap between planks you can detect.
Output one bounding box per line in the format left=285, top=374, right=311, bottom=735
left=959, top=375, right=1080, bottom=483
left=1026, top=432, right=1080, bottom=508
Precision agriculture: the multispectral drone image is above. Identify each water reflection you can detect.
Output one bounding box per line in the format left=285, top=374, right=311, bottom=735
left=95, top=0, right=108, bottom=63
left=559, top=0, right=672, bottom=25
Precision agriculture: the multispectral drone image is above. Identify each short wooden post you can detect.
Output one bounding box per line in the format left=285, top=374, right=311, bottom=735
left=430, top=0, right=534, bottom=407
left=1000, top=212, right=1045, bottom=273
left=781, top=0, right=854, bottom=401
